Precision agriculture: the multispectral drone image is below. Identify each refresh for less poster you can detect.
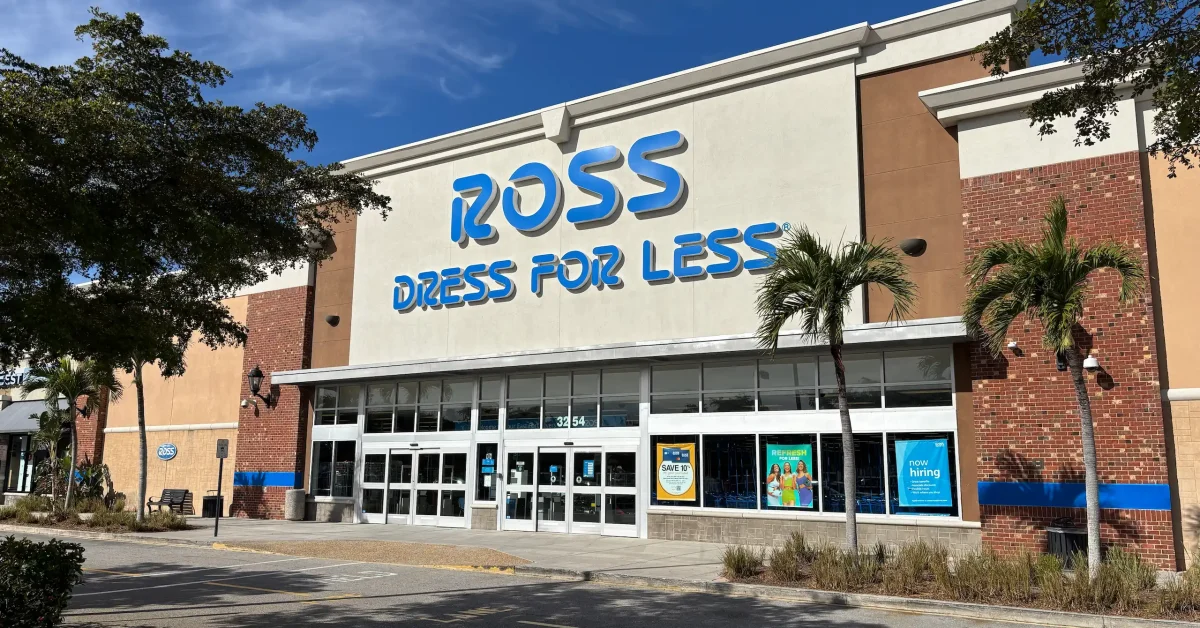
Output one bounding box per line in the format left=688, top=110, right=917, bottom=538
left=895, top=438, right=952, bottom=508
left=764, top=444, right=814, bottom=508
left=656, top=443, right=696, bottom=501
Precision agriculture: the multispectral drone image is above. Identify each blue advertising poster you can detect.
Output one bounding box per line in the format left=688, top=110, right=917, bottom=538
left=895, top=439, right=952, bottom=507
left=582, top=459, right=595, bottom=478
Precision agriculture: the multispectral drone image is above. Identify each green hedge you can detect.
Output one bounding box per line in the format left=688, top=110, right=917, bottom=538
left=0, top=535, right=85, bottom=626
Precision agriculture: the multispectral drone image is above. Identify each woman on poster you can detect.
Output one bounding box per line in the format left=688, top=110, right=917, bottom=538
left=765, top=463, right=782, bottom=507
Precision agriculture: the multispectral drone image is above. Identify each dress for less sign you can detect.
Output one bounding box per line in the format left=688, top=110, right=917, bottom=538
left=656, top=443, right=695, bottom=501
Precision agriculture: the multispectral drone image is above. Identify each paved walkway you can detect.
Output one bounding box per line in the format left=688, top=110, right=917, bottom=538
left=131, top=517, right=727, bottom=581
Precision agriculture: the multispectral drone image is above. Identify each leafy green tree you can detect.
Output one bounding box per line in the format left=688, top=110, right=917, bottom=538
left=21, top=358, right=122, bottom=509
left=755, top=227, right=916, bottom=550
left=0, top=9, right=391, bottom=367
left=977, top=0, right=1200, bottom=175
left=963, top=196, right=1145, bottom=577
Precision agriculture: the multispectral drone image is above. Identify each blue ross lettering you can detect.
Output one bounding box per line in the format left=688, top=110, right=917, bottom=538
left=627, top=130, right=686, bottom=214
left=566, top=145, right=622, bottom=225
left=503, top=162, right=562, bottom=232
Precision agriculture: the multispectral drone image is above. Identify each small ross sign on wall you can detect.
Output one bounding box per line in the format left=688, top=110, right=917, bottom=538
left=156, top=443, right=178, bottom=461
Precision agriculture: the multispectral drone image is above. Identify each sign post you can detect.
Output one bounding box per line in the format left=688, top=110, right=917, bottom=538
left=214, top=439, right=229, bottom=538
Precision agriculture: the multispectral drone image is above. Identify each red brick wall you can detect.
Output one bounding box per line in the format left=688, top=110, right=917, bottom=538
left=961, top=151, right=1175, bottom=568
left=74, top=390, right=107, bottom=464
left=231, top=285, right=314, bottom=519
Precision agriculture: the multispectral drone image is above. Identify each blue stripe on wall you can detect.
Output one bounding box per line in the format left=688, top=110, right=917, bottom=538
left=977, top=482, right=1172, bottom=511
left=233, top=471, right=301, bottom=488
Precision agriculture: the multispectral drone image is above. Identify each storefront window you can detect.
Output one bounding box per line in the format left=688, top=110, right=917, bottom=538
left=310, top=440, right=355, bottom=498
left=363, top=454, right=386, bottom=483
left=883, top=349, right=954, bottom=408
left=476, top=443, right=498, bottom=501
left=600, top=368, right=639, bottom=427
left=701, top=363, right=756, bottom=413
left=606, top=452, right=636, bottom=487
left=314, top=385, right=360, bottom=425
left=760, top=434, right=818, bottom=511
left=758, top=357, right=817, bottom=411
left=543, top=372, right=571, bottom=429
left=442, top=453, right=467, bottom=484
left=650, top=434, right=699, bottom=506
left=440, top=379, right=473, bottom=431
left=651, top=364, right=699, bottom=414
left=478, top=376, right=502, bottom=430
left=365, top=383, right=394, bottom=434
left=820, top=433, right=885, bottom=514
left=506, top=374, right=541, bottom=430
left=887, top=432, right=958, bottom=516
left=818, top=354, right=881, bottom=409
left=569, top=372, right=599, bottom=428
left=701, top=434, right=757, bottom=509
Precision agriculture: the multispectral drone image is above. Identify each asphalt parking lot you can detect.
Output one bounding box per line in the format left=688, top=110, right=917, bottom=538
left=18, top=533, right=1048, bottom=627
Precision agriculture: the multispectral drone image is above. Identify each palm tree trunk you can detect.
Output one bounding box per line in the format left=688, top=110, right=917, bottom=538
left=65, top=403, right=78, bottom=510
left=1066, top=349, right=1102, bottom=577
left=135, top=362, right=148, bottom=522
left=832, top=343, right=858, bottom=551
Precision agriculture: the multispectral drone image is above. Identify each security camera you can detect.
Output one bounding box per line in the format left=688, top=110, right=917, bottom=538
left=1006, top=341, right=1019, bottom=351
left=1083, top=355, right=1100, bottom=373
left=240, top=398, right=251, bottom=408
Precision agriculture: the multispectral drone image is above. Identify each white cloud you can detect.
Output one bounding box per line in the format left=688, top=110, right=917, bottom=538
left=0, top=0, right=642, bottom=108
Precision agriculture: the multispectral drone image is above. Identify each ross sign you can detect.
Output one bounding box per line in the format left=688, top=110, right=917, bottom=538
left=390, top=129, right=783, bottom=312
left=764, top=443, right=814, bottom=508
left=656, top=443, right=696, bottom=501
left=156, top=443, right=178, bottom=461
left=895, top=439, right=952, bottom=508
left=215, top=439, right=229, bottom=460
left=0, top=369, right=28, bottom=389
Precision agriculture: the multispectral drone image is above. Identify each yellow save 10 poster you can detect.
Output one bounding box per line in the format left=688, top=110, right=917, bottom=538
left=656, top=443, right=696, bottom=501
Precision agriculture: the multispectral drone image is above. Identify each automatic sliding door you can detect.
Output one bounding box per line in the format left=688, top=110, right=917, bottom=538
left=603, top=449, right=638, bottom=537
left=414, top=452, right=440, bottom=526
left=503, top=450, right=535, bottom=531
left=536, top=448, right=567, bottom=533
left=570, top=449, right=602, bottom=535
left=361, top=452, right=388, bottom=523
left=439, top=452, right=467, bottom=528
left=386, top=451, right=413, bottom=524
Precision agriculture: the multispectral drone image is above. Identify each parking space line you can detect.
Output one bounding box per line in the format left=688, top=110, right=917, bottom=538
left=73, top=561, right=364, bottom=597
left=301, top=593, right=363, bottom=605
left=517, top=621, right=577, bottom=628
left=202, top=581, right=312, bottom=596
left=83, top=567, right=143, bottom=577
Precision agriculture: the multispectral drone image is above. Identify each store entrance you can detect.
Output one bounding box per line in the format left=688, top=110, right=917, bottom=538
left=502, top=445, right=637, bottom=537
left=361, top=448, right=467, bottom=528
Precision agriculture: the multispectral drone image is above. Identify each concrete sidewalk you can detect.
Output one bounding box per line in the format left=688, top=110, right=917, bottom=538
left=131, top=517, right=727, bottom=581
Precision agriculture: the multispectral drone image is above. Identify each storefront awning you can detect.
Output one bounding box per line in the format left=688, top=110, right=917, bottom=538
left=0, top=399, right=66, bottom=434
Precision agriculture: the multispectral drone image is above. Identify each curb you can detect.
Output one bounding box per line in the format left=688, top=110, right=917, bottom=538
left=4, top=524, right=1195, bottom=627
left=510, top=567, right=1199, bottom=628
left=0, top=523, right=215, bottom=549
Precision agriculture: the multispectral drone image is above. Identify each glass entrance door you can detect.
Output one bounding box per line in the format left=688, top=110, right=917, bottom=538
left=413, top=449, right=468, bottom=528
left=536, top=448, right=568, bottom=533
left=570, top=449, right=602, bottom=534
left=386, top=451, right=413, bottom=524
left=503, top=449, right=536, bottom=532
left=532, top=445, right=638, bottom=536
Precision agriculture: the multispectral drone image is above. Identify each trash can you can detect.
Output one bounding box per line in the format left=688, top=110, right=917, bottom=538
left=202, top=495, right=224, bottom=518
left=1046, top=525, right=1088, bottom=567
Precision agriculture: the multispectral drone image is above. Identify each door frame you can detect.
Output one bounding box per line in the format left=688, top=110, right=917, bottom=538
left=535, top=446, right=569, bottom=533
left=502, top=447, right=537, bottom=532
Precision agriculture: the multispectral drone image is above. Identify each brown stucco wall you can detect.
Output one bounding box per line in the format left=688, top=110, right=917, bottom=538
left=859, top=53, right=991, bottom=322
left=311, top=213, right=357, bottom=369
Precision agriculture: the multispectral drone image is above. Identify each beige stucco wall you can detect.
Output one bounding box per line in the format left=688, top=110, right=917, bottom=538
left=101, top=295, right=246, bottom=511
left=1145, top=155, right=1200, bottom=389
left=350, top=59, right=863, bottom=365
left=104, top=428, right=237, bottom=514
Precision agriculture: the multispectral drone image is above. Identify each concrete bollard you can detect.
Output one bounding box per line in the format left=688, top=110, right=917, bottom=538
left=284, top=488, right=306, bottom=521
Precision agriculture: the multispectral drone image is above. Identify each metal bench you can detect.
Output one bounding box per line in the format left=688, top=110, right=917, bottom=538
left=147, top=488, right=193, bottom=515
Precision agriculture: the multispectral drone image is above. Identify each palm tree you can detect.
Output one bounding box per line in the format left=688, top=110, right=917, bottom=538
left=755, top=226, right=916, bottom=550
left=963, top=196, right=1144, bottom=577
left=30, top=408, right=70, bottom=507
left=21, top=358, right=123, bottom=509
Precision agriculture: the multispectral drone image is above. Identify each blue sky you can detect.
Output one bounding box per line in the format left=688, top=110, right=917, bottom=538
left=1, top=0, right=1006, bottom=167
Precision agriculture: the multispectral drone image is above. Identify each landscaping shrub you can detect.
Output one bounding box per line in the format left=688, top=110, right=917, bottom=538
left=882, top=540, right=946, bottom=596
left=810, top=543, right=884, bottom=592
left=721, top=545, right=764, bottom=580
left=935, top=550, right=1034, bottom=604
left=0, top=535, right=85, bottom=627
left=1157, top=566, right=1200, bottom=616
left=767, top=532, right=814, bottom=583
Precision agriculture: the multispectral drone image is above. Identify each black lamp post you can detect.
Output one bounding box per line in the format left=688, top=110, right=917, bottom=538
left=247, top=365, right=275, bottom=408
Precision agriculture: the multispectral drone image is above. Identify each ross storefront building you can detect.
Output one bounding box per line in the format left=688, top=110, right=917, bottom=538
left=71, top=0, right=1200, bottom=570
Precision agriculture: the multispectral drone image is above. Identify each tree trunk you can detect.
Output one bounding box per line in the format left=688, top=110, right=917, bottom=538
left=1066, top=349, right=1102, bottom=577
left=832, top=343, right=858, bottom=551
left=135, top=362, right=148, bottom=522
left=65, top=403, right=78, bottom=510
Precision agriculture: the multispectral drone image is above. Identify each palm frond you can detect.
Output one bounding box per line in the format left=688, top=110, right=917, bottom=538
left=1041, top=196, right=1070, bottom=252
left=840, top=239, right=918, bottom=323
left=1081, top=241, right=1146, bottom=304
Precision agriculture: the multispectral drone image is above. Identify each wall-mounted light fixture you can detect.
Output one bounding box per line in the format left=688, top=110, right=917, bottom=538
left=325, top=314, right=340, bottom=327
left=898, top=238, right=927, bottom=257
left=247, top=365, right=275, bottom=408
